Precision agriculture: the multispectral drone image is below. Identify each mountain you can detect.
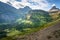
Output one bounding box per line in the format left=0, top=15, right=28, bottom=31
left=18, top=6, right=31, bottom=13
left=18, top=6, right=32, bottom=19
left=49, top=6, right=60, bottom=20
left=25, top=10, right=52, bottom=27
left=49, top=6, right=60, bottom=12
left=0, top=2, right=19, bottom=24
left=0, top=2, right=31, bottom=24
left=14, top=9, right=52, bottom=31
left=0, top=2, right=53, bottom=40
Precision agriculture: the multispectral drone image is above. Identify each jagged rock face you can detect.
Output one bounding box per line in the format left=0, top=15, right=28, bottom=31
left=50, top=6, right=58, bottom=10
left=49, top=6, right=60, bottom=20
left=49, top=6, right=60, bottom=12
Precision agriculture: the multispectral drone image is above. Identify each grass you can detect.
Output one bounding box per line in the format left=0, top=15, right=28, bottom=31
left=34, top=19, right=60, bottom=32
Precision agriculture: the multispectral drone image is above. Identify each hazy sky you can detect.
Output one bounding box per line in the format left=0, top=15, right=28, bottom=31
left=0, top=0, right=60, bottom=11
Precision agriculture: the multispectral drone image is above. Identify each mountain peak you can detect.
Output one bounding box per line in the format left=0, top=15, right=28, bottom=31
left=23, top=6, right=31, bottom=10
left=49, top=6, right=60, bottom=12
left=50, top=6, right=57, bottom=10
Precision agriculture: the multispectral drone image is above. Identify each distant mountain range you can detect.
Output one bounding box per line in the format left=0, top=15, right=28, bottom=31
left=1, top=1, right=59, bottom=24
left=0, top=2, right=31, bottom=24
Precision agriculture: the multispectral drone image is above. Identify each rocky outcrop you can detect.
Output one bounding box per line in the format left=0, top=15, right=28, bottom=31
left=49, top=6, right=60, bottom=13
left=49, top=6, right=60, bottom=20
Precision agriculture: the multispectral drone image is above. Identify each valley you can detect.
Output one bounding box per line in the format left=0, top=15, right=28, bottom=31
left=0, top=1, right=60, bottom=40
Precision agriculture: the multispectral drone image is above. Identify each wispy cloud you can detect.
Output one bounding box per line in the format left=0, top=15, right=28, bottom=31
left=0, top=0, right=9, bottom=3
left=52, top=4, right=56, bottom=6
left=19, top=0, right=50, bottom=10
left=0, top=0, right=50, bottom=10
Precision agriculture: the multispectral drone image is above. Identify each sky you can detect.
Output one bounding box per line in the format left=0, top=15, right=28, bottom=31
left=0, top=0, right=60, bottom=11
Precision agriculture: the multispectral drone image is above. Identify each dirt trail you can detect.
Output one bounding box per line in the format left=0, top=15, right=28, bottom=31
left=17, top=22, right=60, bottom=40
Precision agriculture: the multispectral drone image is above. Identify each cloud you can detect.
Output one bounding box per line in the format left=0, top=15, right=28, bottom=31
left=0, top=0, right=24, bottom=9
left=0, top=0, right=9, bottom=3
left=19, top=0, right=50, bottom=10
left=16, top=0, right=21, bottom=2
left=0, top=0, right=50, bottom=10
left=52, top=4, right=56, bottom=6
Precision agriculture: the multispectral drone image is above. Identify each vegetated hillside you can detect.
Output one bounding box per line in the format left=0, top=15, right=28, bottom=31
left=15, top=10, right=52, bottom=31
left=0, top=9, right=52, bottom=40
